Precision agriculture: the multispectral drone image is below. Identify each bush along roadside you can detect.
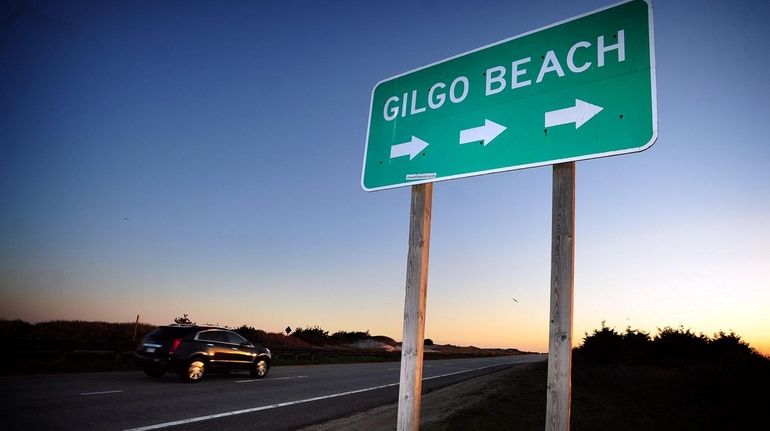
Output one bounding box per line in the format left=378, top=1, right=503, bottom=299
left=424, top=324, right=770, bottom=431
left=571, top=324, right=770, bottom=430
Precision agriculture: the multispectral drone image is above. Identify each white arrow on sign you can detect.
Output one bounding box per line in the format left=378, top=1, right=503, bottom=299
left=459, top=119, right=507, bottom=146
left=390, top=136, right=429, bottom=160
left=544, top=99, right=603, bottom=129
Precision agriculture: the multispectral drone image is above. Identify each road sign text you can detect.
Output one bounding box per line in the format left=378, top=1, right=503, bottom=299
left=381, top=30, right=626, bottom=123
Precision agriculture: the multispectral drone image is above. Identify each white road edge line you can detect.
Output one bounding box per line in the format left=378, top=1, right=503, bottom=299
left=123, top=360, right=536, bottom=431
left=80, top=390, right=124, bottom=396
left=236, top=375, right=308, bottom=383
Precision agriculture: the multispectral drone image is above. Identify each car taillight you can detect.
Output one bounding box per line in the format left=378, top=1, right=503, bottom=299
left=169, top=338, right=182, bottom=354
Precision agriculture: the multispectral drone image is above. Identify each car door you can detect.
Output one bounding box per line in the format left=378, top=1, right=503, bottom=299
left=196, top=330, right=232, bottom=365
left=224, top=331, right=256, bottom=367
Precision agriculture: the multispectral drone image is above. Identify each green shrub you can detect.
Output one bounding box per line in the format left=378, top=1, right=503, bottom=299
left=291, top=325, right=330, bottom=345
left=331, top=330, right=371, bottom=344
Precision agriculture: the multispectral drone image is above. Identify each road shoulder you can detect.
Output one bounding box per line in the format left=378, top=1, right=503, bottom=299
left=299, top=362, right=539, bottom=431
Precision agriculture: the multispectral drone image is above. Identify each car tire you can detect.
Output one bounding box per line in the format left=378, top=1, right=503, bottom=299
left=181, top=358, right=206, bottom=383
left=143, top=367, right=165, bottom=378
left=250, top=358, right=269, bottom=379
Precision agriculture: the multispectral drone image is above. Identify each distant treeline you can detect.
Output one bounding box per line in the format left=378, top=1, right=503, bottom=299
left=0, top=319, right=156, bottom=349
left=234, top=325, right=396, bottom=350
left=0, top=319, right=400, bottom=374
left=0, top=319, right=395, bottom=351
left=575, top=322, right=766, bottom=366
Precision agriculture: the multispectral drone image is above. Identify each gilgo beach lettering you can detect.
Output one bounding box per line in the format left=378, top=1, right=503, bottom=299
left=382, top=30, right=625, bottom=121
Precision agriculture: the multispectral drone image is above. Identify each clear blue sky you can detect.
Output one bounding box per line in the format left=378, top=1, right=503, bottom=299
left=1, top=0, right=769, bottom=354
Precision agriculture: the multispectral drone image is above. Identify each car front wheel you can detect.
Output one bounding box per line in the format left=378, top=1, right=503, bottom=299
left=250, top=358, right=269, bottom=379
left=182, top=359, right=206, bottom=383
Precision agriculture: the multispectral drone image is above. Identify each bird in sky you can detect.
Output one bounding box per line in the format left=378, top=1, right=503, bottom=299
left=512, top=298, right=519, bottom=303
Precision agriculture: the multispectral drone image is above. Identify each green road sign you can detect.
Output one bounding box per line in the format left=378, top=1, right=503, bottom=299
left=362, top=0, right=657, bottom=191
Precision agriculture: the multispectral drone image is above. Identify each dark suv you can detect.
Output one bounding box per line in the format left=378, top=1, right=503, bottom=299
left=134, top=325, right=271, bottom=382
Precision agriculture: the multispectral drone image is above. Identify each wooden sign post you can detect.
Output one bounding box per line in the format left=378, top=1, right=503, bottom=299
left=396, top=183, right=433, bottom=431
left=546, top=162, right=576, bottom=431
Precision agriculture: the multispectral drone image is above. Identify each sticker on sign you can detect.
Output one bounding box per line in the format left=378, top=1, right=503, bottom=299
left=361, top=0, right=657, bottom=191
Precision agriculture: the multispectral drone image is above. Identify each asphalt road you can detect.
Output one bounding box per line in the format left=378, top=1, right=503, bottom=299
left=0, top=354, right=545, bottom=430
